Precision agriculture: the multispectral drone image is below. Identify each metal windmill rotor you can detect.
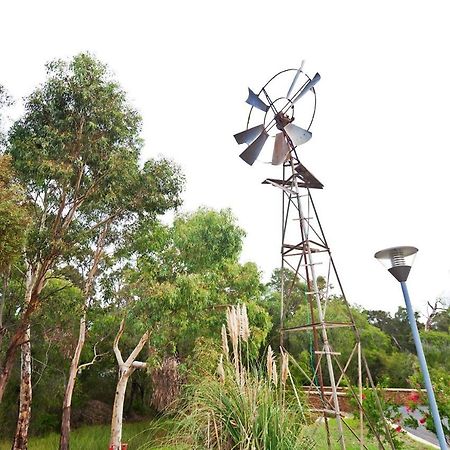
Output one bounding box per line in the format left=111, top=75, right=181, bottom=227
left=234, top=62, right=320, bottom=165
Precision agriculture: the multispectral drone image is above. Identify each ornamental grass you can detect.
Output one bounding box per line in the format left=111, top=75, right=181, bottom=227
left=164, top=304, right=313, bottom=450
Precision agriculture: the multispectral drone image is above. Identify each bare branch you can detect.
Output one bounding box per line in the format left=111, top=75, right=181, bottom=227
left=424, top=297, right=448, bottom=331
left=39, top=283, right=73, bottom=302
left=88, top=209, right=124, bottom=233
left=113, top=319, right=125, bottom=366
left=60, top=165, right=85, bottom=233
left=32, top=342, right=52, bottom=388
left=131, top=361, right=147, bottom=370
left=124, top=330, right=150, bottom=367
left=77, top=342, right=108, bottom=373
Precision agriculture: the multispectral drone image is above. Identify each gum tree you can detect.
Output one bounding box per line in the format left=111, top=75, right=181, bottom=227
left=106, top=208, right=270, bottom=450
left=1, top=53, right=184, bottom=449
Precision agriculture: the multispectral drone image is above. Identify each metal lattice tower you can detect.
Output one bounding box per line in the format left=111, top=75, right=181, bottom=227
left=234, top=64, right=396, bottom=450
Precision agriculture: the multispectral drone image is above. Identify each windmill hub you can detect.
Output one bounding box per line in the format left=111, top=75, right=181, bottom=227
left=264, top=97, right=294, bottom=136
left=275, top=111, right=294, bottom=131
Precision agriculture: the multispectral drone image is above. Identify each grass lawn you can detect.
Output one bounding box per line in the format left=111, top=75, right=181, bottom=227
left=0, top=420, right=181, bottom=450
left=303, top=417, right=436, bottom=449
left=0, top=417, right=436, bottom=449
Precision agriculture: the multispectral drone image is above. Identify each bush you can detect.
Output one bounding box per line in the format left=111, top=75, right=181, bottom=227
left=350, top=381, right=405, bottom=449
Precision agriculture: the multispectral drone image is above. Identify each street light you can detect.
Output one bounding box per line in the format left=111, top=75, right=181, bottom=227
left=375, top=246, right=448, bottom=450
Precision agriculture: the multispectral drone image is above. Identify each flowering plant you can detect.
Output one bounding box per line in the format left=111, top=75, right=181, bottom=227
left=349, top=380, right=405, bottom=449
left=404, top=369, right=450, bottom=445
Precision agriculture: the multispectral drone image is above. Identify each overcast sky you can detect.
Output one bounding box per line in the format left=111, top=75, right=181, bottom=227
left=2, top=0, right=450, bottom=315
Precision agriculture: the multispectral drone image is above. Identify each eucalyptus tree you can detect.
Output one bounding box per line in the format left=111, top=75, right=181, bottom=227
left=106, top=208, right=271, bottom=449
left=1, top=53, right=184, bottom=448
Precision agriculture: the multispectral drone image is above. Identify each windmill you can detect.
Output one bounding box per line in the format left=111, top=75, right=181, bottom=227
left=234, top=64, right=395, bottom=450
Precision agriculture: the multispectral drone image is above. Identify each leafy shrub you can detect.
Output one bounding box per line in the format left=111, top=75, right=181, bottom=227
left=350, top=381, right=405, bottom=449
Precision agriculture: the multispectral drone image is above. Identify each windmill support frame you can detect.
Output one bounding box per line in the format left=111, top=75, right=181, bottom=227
left=266, top=151, right=395, bottom=450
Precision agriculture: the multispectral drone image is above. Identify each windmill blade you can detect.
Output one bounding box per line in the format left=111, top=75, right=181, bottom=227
left=285, top=123, right=312, bottom=146
left=246, top=88, right=270, bottom=112
left=286, top=60, right=305, bottom=99
left=234, top=124, right=264, bottom=145
left=272, top=133, right=291, bottom=165
left=292, top=73, right=321, bottom=104
left=239, top=131, right=269, bottom=165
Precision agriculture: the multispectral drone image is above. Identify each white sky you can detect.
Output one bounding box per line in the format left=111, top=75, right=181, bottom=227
left=2, top=0, right=450, bottom=315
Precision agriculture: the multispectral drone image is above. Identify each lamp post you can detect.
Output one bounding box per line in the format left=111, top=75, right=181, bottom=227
left=374, top=246, right=448, bottom=450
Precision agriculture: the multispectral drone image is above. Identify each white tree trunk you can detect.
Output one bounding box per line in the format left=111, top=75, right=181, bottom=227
left=109, top=321, right=149, bottom=450
left=110, top=369, right=132, bottom=449
left=12, top=326, right=32, bottom=450
left=12, top=266, right=34, bottom=450
left=59, top=312, right=86, bottom=450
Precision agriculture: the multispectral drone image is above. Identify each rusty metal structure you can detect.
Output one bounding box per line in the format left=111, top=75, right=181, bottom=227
left=234, top=64, right=395, bottom=450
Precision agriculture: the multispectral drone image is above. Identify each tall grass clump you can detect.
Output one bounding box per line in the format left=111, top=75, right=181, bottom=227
left=164, top=304, right=313, bottom=450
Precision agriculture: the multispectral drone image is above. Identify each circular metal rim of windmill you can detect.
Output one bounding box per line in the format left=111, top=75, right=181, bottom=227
left=245, top=67, right=318, bottom=133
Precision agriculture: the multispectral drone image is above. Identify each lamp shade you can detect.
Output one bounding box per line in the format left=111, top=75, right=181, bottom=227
left=374, top=246, right=418, bottom=282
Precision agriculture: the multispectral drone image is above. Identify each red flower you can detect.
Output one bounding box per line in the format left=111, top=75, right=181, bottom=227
left=361, top=393, right=366, bottom=400
left=408, top=391, right=420, bottom=402
left=419, top=417, right=426, bottom=424
left=395, top=425, right=402, bottom=433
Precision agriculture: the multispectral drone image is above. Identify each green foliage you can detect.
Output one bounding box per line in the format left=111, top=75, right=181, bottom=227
left=9, top=53, right=141, bottom=194
left=172, top=208, right=245, bottom=273
left=283, top=294, right=415, bottom=386
left=0, top=85, right=13, bottom=149
left=0, top=53, right=184, bottom=443
left=111, top=208, right=268, bottom=363
left=420, top=330, right=450, bottom=371
left=0, top=155, right=31, bottom=272
left=0, top=277, right=86, bottom=436
left=365, top=307, right=421, bottom=353
left=427, top=307, right=449, bottom=332
left=7, top=52, right=184, bottom=266
left=262, top=268, right=307, bottom=350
